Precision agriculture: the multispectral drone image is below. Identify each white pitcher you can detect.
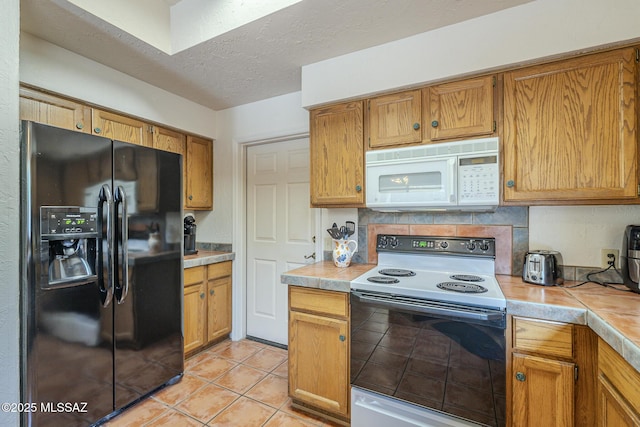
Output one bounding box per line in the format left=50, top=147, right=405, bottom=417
left=333, top=238, right=358, bottom=268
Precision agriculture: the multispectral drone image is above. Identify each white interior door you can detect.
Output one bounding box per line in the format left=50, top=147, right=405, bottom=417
left=246, top=138, right=315, bottom=345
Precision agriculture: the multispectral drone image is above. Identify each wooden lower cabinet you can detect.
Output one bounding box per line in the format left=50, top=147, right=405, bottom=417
left=508, top=316, right=598, bottom=427
left=288, top=286, right=350, bottom=421
left=206, top=262, right=232, bottom=342
left=183, top=266, right=206, bottom=354
left=184, top=262, right=232, bottom=356
left=597, top=338, right=640, bottom=426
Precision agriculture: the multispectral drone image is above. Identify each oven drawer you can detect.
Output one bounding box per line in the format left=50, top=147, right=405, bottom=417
left=289, top=286, right=349, bottom=319
left=513, top=317, right=573, bottom=358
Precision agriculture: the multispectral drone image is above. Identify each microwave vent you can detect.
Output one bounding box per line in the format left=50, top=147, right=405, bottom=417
left=366, top=137, right=499, bottom=163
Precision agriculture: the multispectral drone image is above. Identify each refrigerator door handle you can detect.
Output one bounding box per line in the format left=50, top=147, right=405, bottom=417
left=98, top=184, right=114, bottom=307
left=115, top=185, right=129, bottom=304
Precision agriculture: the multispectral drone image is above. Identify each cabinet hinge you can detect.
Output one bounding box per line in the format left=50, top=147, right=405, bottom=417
left=574, top=366, right=579, bottom=381
left=368, top=100, right=370, bottom=110
left=636, top=48, right=640, bottom=63
left=148, top=125, right=154, bottom=133
left=492, top=76, right=497, bottom=87
left=493, top=121, right=497, bottom=132
left=637, top=183, right=640, bottom=196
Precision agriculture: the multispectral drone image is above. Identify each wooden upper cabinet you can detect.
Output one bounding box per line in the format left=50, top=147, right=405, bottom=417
left=367, top=89, right=422, bottom=148
left=310, top=101, right=365, bottom=207
left=92, top=109, right=152, bottom=147
left=185, top=135, right=213, bottom=210
left=425, top=75, right=495, bottom=141
left=503, top=47, right=638, bottom=202
left=19, top=86, right=91, bottom=133
left=152, top=126, right=186, bottom=155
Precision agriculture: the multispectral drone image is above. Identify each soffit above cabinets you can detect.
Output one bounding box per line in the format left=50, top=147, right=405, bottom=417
left=20, top=0, right=532, bottom=110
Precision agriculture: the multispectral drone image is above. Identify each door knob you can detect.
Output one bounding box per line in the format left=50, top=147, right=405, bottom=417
left=304, top=252, right=316, bottom=260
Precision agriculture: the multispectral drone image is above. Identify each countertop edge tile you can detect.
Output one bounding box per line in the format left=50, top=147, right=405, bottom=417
left=281, top=274, right=321, bottom=289
left=587, top=311, right=625, bottom=355
left=623, top=339, right=640, bottom=373
left=506, top=300, right=587, bottom=325
left=184, top=251, right=235, bottom=268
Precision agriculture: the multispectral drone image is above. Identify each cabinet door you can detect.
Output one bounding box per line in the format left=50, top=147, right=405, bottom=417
left=597, top=375, right=640, bottom=427
left=184, top=267, right=206, bottom=354
left=289, top=310, right=349, bottom=416
left=368, top=89, right=422, bottom=148
left=512, top=353, right=574, bottom=427
left=153, top=126, right=186, bottom=155
left=504, top=48, right=637, bottom=202
left=19, top=87, right=91, bottom=133
left=185, top=136, right=213, bottom=210
left=426, top=76, right=495, bottom=141
left=310, top=101, right=364, bottom=207
left=207, top=277, right=232, bottom=342
left=92, top=109, right=152, bottom=147
left=183, top=283, right=206, bottom=354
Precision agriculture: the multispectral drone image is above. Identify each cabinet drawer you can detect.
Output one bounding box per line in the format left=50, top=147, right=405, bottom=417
left=289, top=286, right=349, bottom=319
left=184, top=266, right=205, bottom=286
left=513, top=317, right=573, bottom=358
left=208, top=261, right=232, bottom=280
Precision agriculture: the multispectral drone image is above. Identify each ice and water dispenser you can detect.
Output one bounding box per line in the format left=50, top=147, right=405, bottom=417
left=40, top=207, right=99, bottom=288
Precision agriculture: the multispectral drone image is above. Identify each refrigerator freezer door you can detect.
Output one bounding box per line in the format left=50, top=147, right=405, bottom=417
left=112, top=142, right=184, bottom=411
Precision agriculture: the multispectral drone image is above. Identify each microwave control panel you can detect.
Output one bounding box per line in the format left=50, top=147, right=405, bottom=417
left=458, top=155, right=499, bottom=204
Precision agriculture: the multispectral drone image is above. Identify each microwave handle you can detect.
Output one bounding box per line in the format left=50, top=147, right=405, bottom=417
left=448, top=157, right=457, bottom=203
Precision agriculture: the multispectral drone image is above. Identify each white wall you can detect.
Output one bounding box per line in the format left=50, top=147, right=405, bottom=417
left=196, top=91, right=309, bottom=243
left=301, top=0, right=640, bottom=107
left=530, top=206, right=640, bottom=268
left=20, top=33, right=216, bottom=138
left=0, top=0, right=21, bottom=425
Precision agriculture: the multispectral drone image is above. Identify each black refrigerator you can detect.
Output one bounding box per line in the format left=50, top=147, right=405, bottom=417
left=20, top=121, right=184, bottom=426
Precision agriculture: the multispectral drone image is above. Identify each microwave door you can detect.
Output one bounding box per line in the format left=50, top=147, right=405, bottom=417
left=366, top=158, right=456, bottom=209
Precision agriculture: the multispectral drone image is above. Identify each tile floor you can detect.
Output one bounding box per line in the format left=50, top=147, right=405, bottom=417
left=106, top=339, right=341, bottom=427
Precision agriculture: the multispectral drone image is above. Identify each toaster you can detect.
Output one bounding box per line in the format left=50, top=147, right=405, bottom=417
left=522, top=250, right=564, bottom=286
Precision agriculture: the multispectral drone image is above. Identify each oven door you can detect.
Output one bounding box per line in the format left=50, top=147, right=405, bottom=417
left=350, top=291, right=506, bottom=427
left=366, top=156, right=456, bottom=210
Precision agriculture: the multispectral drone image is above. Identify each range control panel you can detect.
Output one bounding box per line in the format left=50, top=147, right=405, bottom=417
left=377, top=234, right=495, bottom=257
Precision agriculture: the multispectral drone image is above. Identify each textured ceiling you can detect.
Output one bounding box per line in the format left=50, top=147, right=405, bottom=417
left=21, top=0, right=531, bottom=110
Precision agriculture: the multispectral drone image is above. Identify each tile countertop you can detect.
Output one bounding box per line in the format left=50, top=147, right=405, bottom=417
left=184, top=250, right=235, bottom=268
left=281, top=262, right=640, bottom=373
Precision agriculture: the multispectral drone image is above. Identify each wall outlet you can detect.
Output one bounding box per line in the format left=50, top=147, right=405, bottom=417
left=600, top=249, right=619, bottom=268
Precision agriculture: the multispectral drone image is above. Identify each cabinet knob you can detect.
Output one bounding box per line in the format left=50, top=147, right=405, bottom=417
left=76, top=122, right=84, bottom=130
left=413, top=122, right=420, bottom=130
left=200, top=293, right=205, bottom=299
left=431, top=120, right=439, bottom=128
left=210, top=289, right=215, bottom=295
left=189, top=195, right=193, bottom=200
left=94, top=127, right=101, bottom=134
left=355, top=185, right=362, bottom=192
left=339, top=335, right=346, bottom=342
left=506, top=180, right=515, bottom=188
left=515, top=372, right=526, bottom=382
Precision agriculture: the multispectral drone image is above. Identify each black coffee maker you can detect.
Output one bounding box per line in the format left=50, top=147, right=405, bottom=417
left=621, top=225, right=640, bottom=293
left=184, top=214, right=197, bottom=255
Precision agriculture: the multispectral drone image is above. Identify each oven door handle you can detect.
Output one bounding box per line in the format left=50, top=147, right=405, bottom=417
left=351, top=291, right=504, bottom=322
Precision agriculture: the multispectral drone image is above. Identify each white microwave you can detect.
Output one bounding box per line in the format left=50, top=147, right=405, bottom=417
left=365, top=137, right=499, bottom=211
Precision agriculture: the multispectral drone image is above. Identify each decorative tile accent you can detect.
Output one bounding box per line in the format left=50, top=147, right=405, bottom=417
left=197, top=242, right=233, bottom=252
left=366, top=223, right=512, bottom=275
left=359, top=207, right=527, bottom=275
